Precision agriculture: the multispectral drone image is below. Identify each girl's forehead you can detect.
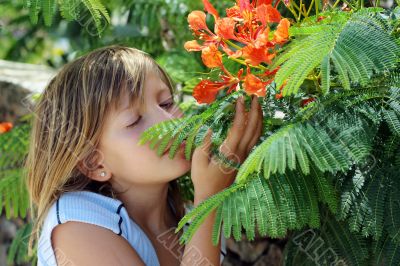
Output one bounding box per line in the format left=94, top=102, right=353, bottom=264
left=114, top=70, right=171, bottom=114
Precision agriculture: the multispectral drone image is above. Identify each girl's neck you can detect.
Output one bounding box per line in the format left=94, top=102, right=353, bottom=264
left=115, top=182, right=177, bottom=236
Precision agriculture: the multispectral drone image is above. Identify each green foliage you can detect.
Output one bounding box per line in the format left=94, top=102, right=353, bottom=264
left=24, top=0, right=110, bottom=35
left=210, top=169, right=338, bottom=243
left=283, top=214, right=369, bottom=265
left=139, top=7, right=400, bottom=264
left=7, top=222, right=36, bottom=265
left=155, top=51, right=204, bottom=85
left=0, top=122, right=31, bottom=219
left=270, top=8, right=400, bottom=96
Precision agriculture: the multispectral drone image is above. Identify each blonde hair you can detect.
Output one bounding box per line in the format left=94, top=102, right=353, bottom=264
left=25, top=45, right=187, bottom=256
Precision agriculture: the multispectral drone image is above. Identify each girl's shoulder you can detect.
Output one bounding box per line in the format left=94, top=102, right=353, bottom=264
left=38, top=190, right=160, bottom=266
left=53, top=190, right=125, bottom=234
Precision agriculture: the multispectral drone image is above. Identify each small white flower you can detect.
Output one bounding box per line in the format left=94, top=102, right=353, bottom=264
left=273, top=110, right=285, bottom=119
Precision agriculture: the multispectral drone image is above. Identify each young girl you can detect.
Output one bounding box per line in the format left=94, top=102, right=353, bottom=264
left=26, top=45, right=263, bottom=266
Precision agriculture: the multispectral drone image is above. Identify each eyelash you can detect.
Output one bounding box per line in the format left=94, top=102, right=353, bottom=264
left=126, top=101, right=174, bottom=128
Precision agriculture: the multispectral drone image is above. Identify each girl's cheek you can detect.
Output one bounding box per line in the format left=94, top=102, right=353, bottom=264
left=128, top=127, right=151, bottom=147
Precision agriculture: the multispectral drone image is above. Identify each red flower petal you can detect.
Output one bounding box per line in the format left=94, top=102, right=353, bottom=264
left=253, top=27, right=270, bottom=48
left=226, top=5, right=241, bottom=18
left=256, top=4, right=281, bottom=25
left=193, top=79, right=223, bottom=104
left=242, top=45, right=275, bottom=66
left=201, top=44, right=223, bottom=68
left=242, top=69, right=269, bottom=97
left=215, top=17, right=236, bottom=40
left=273, top=18, right=290, bottom=44
left=238, top=0, right=252, bottom=12
left=184, top=40, right=204, bottom=51
left=256, top=0, right=273, bottom=6
left=188, top=11, right=208, bottom=32
left=202, top=0, right=219, bottom=18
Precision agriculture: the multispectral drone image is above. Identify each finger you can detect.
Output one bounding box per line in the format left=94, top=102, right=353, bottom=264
left=192, top=128, right=212, bottom=167
left=246, top=102, right=263, bottom=153
left=246, top=115, right=262, bottom=154
left=224, top=95, right=246, bottom=150
left=239, top=95, right=261, bottom=152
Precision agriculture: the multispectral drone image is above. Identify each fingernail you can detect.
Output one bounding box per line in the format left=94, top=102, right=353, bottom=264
left=240, top=96, right=244, bottom=104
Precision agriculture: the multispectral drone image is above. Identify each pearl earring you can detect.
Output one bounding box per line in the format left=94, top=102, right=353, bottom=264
left=100, top=171, right=107, bottom=177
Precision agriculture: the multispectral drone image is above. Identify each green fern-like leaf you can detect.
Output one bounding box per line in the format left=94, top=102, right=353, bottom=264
left=24, top=0, right=110, bottom=36
left=41, top=0, right=56, bottom=26
left=0, top=122, right=31, bottom=219
left=269, top=8, right=400, bottom=95
left=385, top=185, right=400, bottom=243
left=236, top=114, right=373, bottom=184
left=383, top=109, right=400, bottom=136
left=373, top=233, right=400, bottom=265
left=81, top=0, right=110, bottom=36
left=0, top=168, right=29, bottom=219
left=27, top=0, right=41, bottom=24
left=7, top=222, right=33, bottom=265
left=284, top=214, right=369, bottom=265
left=59, top=0, right=81, bottom=21
left=179, top=170, right=337, bottom=246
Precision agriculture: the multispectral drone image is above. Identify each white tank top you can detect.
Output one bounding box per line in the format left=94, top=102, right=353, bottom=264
left=37, top=190, right=226, bottom=265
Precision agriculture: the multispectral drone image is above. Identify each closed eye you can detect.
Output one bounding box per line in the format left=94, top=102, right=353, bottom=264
left=126, top=101, right=174, bottom=128
left=160, top=101, right=174, bottom=110
left=127, top=116, right=142, bottom=128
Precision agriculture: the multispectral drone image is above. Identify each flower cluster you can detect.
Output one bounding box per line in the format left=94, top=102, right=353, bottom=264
left=184, top=0, right=291, bottom=103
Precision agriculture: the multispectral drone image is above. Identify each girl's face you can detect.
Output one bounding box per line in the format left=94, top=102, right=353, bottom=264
left=97, top=70, right=191, bottom=187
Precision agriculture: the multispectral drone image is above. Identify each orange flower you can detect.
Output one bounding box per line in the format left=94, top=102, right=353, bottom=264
left=215, top=17, right=236, bottom=40
left=185, top=0, right=291, bottom=103
left=253, top=27, right=270, bottom=48
left=0, top=122, right=13, bottom=134
left=240, top=44, right=276, bottom=66
left=184, top=40, right=204, bottom=51
left=256, top=4, right=281, bottom=26
left=188, top=11, right=209, bottom=33
left=226, top=5, right=241, bottom=18
left=186, top=0, right=290, bottom=69
left=260, top=65, right=280, bottom=77
left=242, top=68, right=271, bottom=97
left=201, top=44, right=223, bottom=68
left=192, top=69, right=243, bottom=104
left=273, top=18, right=290, bottom=44
left=203, top=0, right=219, bottom=19
left=193, top=80, right=224, bottom=104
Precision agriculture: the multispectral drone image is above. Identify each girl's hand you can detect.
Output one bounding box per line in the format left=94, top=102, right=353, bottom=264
left=190, top=95, right=263, bottom=203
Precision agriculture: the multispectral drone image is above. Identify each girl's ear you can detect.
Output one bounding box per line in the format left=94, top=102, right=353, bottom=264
left=76, top=150, right=112, bottom=182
